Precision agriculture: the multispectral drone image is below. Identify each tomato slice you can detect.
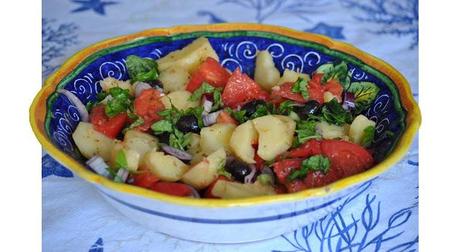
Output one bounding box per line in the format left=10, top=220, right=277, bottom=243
left=273, top=159, right=302, bottom=185
left=271, top=73, right=328, bottom=104
left=320, top=140, right=374, bottom=177
left=285, top=179, right=308, bottom=193
left=134, top=89, right=164, bottom=131
left=323, top=79, right=343, bottom=102
left=288, top=139, right=322, bottom=158
left=216, top=111, right=238, bottom=125
left=150, top=182, right=193, bottom=197
left=186, top=57, right=231, bottom=92
left=222, top=68, right=270, bottom=108
left=307, top=78, right=325, bottom=104
left=130, top=167, right=160, bottom=189
left=271, top=82, right=307, bottom=103
left=90, top=104, right=128, bottom=138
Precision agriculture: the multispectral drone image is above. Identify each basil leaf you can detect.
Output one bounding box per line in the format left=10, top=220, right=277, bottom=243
left=151, top=120, right=173, bottom=133
left=288, top=155, right=330, bottom=181
left=321, top=99, right=353, bottom=126
left=347, top=82, right=380, bottom=113
left=189, top=82, right=216, bottom=101
left=126, top=55, right=159, bottom=83
left=295, top=120, right=320, bottom=144
left=105, top=87, right=133, bottom=117
left=291, top=77, right=309, bottom=99
left=361, top=125, right=375, bottom=147
left=114, top=150, right=128, bottom=169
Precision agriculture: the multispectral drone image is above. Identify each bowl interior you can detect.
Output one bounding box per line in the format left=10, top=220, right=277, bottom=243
left=44, top=30, right=406, bottom=168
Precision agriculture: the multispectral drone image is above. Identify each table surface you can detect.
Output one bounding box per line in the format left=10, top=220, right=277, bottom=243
left=42, top=1, right=419, bottom=251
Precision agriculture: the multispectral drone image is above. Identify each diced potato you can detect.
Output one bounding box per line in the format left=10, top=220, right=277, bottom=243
left=140, top=151, right=189, bottom=182
left=158, top=66, right=190, bottom=93
left=229, top=121, right=258, bottom=164
left=316, top=121, right=348, bottom=140
left=211, top=180, right=275, bottom=199
left=273, top=115, right=296, bottom=137
left=72, top=122, right=115, bottom=161
left=187, top=133, right=205, bottom=165
left=109, top=141, right=141, bottom=171
left=276, top=69, right=310, bottom=86
left=123, top=130, right=159, bottom=158
left=252, top=115, right=294, bottom=161
left=181, top=148, right=226, bottom=190
left=254, top=51, right=280, bottom=91
left=157, top=37, right=219, bottom=73
left=160, top=90, right=199, bottom=110
left=100, top=77, right=133, bottom=95
left=200, top=123, right=236, bottom=155
left=349, top=115, right=376, bottom=145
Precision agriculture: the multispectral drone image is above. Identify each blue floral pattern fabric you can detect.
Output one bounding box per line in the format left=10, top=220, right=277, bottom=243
left=42, top=0, right=418, bottom=251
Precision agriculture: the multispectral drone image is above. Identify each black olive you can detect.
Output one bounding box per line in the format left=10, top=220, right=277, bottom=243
left=156, top=132, right=170, bottom=144
left=148, top=79, right=163, bottom=89
left=294, top=100, right=321, bottom=120
left=241, top=100, right=266, bottom=117
left=225, top=159, right=253, bottom=183
left=176, top=115, right=200, bottom=133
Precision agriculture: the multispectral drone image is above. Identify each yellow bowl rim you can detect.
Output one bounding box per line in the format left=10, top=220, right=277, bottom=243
left=30, top=23, right=421, bottom=208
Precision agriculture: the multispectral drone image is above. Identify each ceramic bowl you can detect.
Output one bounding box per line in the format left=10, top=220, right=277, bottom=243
left=31, top=23, right=420, bottom=243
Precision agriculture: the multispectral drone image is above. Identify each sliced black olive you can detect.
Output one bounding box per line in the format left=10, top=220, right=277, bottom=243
left=176, top=115, right=200, bottom=133
left=148, top=79, right=163, bottom=89
left=225, top=159, right=252, bottom=183
left=156, top=132, right=170, bottom=144
left=240, top=100, right=266, bottom=117
left=294, top=100, right=321, bottom=120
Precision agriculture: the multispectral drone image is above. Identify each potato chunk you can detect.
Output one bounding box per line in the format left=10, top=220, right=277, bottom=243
left=252, top=115, right=294, bottom=161
left=72, top=122, right=115, bottom=161
left=316, top=121, right=348, bottom=140
left=140, top=151, right=189, bottom=182
left=109, top=141, right=141, bottom=171
left=276, top=69, right=310, bottom=86
left=158, top=66, right=190, bottom=93
left=254, top=51, right=280, bottom=91
left=211, top=180, right=275, bottom=199
left=100, top=77, right=133, bottom=95
left=200, top=123, right=236, bottom=155
left=181, top=148, right=226, bottom=190
left=229, top=121, right=258, bottom=164
left=160, top=90, right=199, bottom=110
left=349, top=115, right=376, bottom=145
left=123, top=130, right=159, bottom=158
left=157, top=37, right=219, bottom=73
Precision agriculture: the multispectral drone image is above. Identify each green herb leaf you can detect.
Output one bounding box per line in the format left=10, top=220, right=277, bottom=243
left=114, top=150, right=128, bottom=169
left=189, top=82, right=216, bottom=101
left=126, top=55, right=159, bottom=83
left=317, top=61, right=351, bottom=88
left=169, top=129, right=192, bottom=151
left=321, top=98, right=353, bottom=126
left=212, top=89, right=223, bottom=111
left=96, top=91, right=108, bottom=101
left=361, top=125, right=375, bottom=147
left=295, top=120, right=320, bottom=144
left=105, top=87, right=133, bottom=117
left=217, top=166, right=232, bottom=179
left=231, top=109, right=247, bottom=123
left=123, top=116, right=144, bottom=134
left=291, top=77, right=309, bottom=99
left=288, top=155, right=330, bottom=181
left=184, top=106, right=205, bottom=128
left=151, top=120, right=173, bottom=133
left=347, top=82, right=380, bottom=113
left=278, top=100, right=297, bottom=115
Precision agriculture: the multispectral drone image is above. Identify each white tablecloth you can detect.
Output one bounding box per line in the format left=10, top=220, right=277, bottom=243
left=42, top=1, right=419, bottom=251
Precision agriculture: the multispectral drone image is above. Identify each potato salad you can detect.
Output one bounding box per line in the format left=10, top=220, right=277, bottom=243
left=70, top=37, right=381, bottom=199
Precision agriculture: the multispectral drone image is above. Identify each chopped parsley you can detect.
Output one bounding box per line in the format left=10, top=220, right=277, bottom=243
left=278, top=100, right=297, bottom=115
left=105, top=87, right=133, bottom=117
left=291, top=77, right=309, bottom=99
left=114, top=150, right=128, bottom=169
left=319, top=61, right=351, bottom=88
left=126, top=55, right=159, bottom=83
left=361, top=125, right=375, bottom=147
left=320, top=98, right=353, bottom=126
left=288, top=155, right=331, bottom=181
left=295, top=120, right=320, bottom=145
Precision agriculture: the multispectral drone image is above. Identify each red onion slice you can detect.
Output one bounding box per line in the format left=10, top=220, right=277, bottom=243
left=202, top=110, right=221, bottom=126
left=134, top=82, right=153, bottom=97
left=202, top=97, right=213, bottom=114
left=244, top=164, right=257, bottom=184
left=86, top=156, right=110, bottom=178
left=58, top=89, right=89, bottom=122
left=342, top=92, right=356, bottom=110
left=161, top=144, right=193, bottom=161
left=185, top=184, right=201, bottom=198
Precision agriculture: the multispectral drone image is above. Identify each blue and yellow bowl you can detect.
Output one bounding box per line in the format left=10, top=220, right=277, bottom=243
left=31, top=24, right=420, bottom=243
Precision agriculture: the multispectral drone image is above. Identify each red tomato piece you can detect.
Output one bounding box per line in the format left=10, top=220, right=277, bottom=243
left=90, top=104, right=128, bottom=138
left=320, top=140, right=374, bottom=177
left=150, top=182, right=193, bottom=197
left=323, top=79, right=343, bottom=102
left=288, top=139, right=322, bottom=158
left=130, top=168, right=160, bottom=189
left=273, top=159, right=302, bottom=185
left=216, top=111, right=238, bottom=125
left=271, top=82, right=307, bottom=103
left=307, top=79, right=325, bottom=104
left=254, top=152, right=265, bottom=170
left=222, top=68, right=270, bottom=108
left=134, top=89, right=164, bottom=131
left=285, top=179, right=308, bottom=193
left=186, top=57, right=231, bottom=92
